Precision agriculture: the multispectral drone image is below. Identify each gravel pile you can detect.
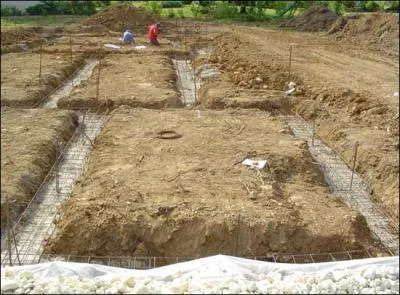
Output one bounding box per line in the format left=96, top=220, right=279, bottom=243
left=1, top=259, right=399, bottom=294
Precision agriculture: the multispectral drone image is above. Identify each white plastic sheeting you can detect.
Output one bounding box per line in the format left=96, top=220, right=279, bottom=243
left=1, top=254, right=399, bottom=294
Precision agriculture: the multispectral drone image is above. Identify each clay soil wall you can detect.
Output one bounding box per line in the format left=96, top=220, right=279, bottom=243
left=1, top=52, right=87, bottom=107
left=57, top=53, right=179, bottom=111
left=199, top=78, right=291, bottom=114
left=1, top=108, right=79, bottom=230
left=47, top=108, right=379, bottom=259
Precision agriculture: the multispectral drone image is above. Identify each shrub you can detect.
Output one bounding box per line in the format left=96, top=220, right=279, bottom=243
left=145, top=1, right=162, bottom=15
left=334, top=1, right=344, bottom=15
left=190, top=3, right=202, bottom=18
left=384, top=1, right=399, bottom=12
left=273, top=1, right=289, bottom=15
left=209, top=3, right=239, bottom=19
left=200, top=6, right=210, bottom=14
left=176, top=9, right=185, bottom=18
left=168, top=9, right=176, bottom=18
left=363, top=1, right=380, bottom=12
left=161, top=1, right=183, bottom=8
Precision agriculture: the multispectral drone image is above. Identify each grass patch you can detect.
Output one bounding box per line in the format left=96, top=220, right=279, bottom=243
left=1, top=15, right=86, bottom=29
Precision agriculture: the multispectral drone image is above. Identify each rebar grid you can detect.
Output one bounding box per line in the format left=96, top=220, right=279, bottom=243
left=286, top=115, right=399, bottom=255
left=172, top=58, right=200, bottom=106
left=0, top=249, right=392, bottom=269
left=40, top=59, right=99, bottom=108
left=34, top=54, right=98, bottom=108
left=1, top=113, right=105, bottom=266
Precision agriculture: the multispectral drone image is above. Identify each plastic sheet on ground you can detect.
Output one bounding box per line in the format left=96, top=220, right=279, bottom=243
left=242, top=159, right=268, bottom=169
left=104, top=43, right=121, bottom=49
left=2, top=254, right=398, bottom=279
left=1, top=255, right=399, bottom=294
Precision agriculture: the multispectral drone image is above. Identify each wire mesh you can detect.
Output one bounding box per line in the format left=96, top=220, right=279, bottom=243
left=287, top=115, right=399, bottom=255
left=1, top=113, right=105, bottom=266
left=1, top=249, right=393, bottom=269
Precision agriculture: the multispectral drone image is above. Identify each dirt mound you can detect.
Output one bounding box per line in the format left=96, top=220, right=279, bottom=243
left=279, top=7, right=338, bottom=32
left=1, top=27, right=42, bottom=45
left=328, top=13, right=399, bottom=57
left=81, top=4, right=174, bottom=34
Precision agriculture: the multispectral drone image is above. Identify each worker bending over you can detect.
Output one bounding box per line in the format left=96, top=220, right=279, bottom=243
left=148, top=22, right=160, bottom=46
left=122, top=29, right=134, bottom=45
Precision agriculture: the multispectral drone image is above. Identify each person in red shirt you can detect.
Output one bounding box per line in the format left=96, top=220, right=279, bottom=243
left=148, top=22, right=160, bottom=46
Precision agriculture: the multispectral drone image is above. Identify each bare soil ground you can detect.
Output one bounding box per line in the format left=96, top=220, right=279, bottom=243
left=1, top=52, right=87, bottom=107
left=47, top=108, right=380, bottom=258
left=1, top=26, right=65, bottom=54
left=199, top=78, right=291, bottom=114
left=204, top=24, right=399, bottom=230
left=1, top=108, right=78, bottom=229
left=57, top=53, right=179, bottom=111
left=35, top=32, right=179, bottom=55
left=1, top=7, right=397, bottom=261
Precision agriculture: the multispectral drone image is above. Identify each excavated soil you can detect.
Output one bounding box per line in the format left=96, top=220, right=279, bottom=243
left=1, top=26, right=64, bottom=54
left=199, top=79, right=291, bottom=114
left=81, top=4, right=176, bottom=35
left=315, top=112, right=399, bottom=231
left=1, top=27, right=42, bottom=45
left=1, top=52, right=87, bottom=107
left=279, top=7, right=338, bottom=32
left=57, top=53, right=179, bottom=111
left=205, top=35, right=291, bottom=92
left=328, top=13, right=399, bottom=58
left=46, top=108, right=379, bottom=259
left=0, top=108, right=78, bottom=230
left=35, top=33, right=179, bottom=55
left=204, top=25, right=399, bottom=229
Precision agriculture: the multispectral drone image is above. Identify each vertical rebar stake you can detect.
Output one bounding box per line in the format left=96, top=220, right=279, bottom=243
left=184, top=28, right=187, bottom=52
left=205, top=21, right=208, bottom=47
left=312, top=103, right=316, bottom=146
left=349, top=142, right=359, bottom=191
left=96, top=46, right=102, bottom=100
left=236, top=214, right=241, bottom=256
left=14, top=17, right=18, bottom=49
left=69, top=31, right=73, bottom=64
left=56, top=141, right=60, bottom=197
left=39, top=39, right=43, bottom=89
left=288, top=45, right=293, bottom=82
left=6, top=196, right=13, bottom=266
left=193, top=43, right=197, bottom=104
left=185, top=55, right=189, bottom=80
left=11, top=226, right=21, bottom=265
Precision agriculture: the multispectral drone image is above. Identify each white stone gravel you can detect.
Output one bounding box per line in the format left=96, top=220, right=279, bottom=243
left=1, top=255, right=398, bottom=294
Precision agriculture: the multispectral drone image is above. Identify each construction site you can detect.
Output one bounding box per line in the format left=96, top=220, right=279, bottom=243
left=1, top=2, right=399, bottom=283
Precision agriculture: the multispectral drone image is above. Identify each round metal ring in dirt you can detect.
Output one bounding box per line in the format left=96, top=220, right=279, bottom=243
left=155, top=130, right=182, bottom=140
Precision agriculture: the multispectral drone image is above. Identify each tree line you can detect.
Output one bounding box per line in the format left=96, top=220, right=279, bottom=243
left=1, top=1, right=398, bottom=17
